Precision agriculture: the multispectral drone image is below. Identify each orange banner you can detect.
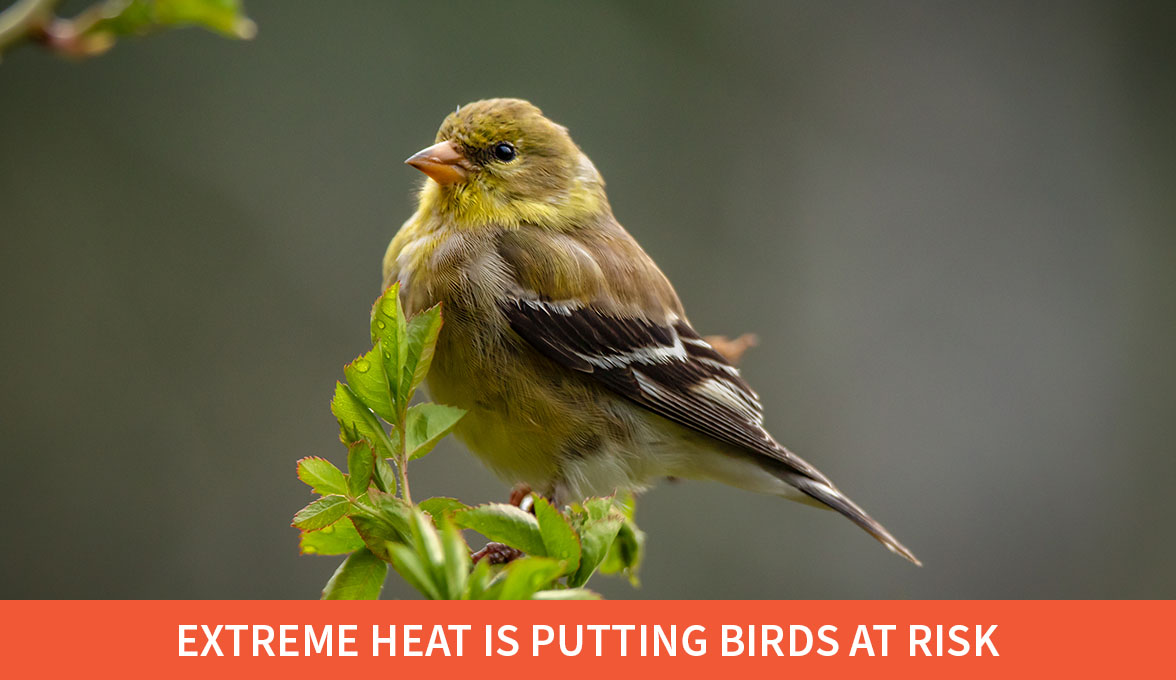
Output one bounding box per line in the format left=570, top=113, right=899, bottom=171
left=1, top=600, right=1170, bottom=678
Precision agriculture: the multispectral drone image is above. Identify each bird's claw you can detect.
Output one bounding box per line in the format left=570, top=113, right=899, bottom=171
left=471, top=542, right=524, bottom=565
left=509, top=483, right=532, bottom=507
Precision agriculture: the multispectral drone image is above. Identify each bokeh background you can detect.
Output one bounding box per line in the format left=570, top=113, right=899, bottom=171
left=2, top=0, right=1174, bottom=599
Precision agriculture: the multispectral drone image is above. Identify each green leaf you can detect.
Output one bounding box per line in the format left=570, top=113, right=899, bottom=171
left=568, top=505, right=624, bottom=588
left=365, top=487, right=413, bottom=527
left=350, top=488, right=412, bottom=559
left=387, top=542, right=442, bottom=600
left=343, top=346, right=394, bottom=422
left=331, top=382, right=394, bottom=459
left=349, top=516, right=393, bottom=561
left=439, top=516, right=471, bottom=600
left=599, top=517, right=646, bottom=586
left=580, top=497, right=617, bottom=522
left=596, top=492, right=645, bottom=585
left=299, top=518, right=365, bottom=556
left=292, top=495, right=349, bottom=531
left=464, top=559, right=494, bottom=600
left=322, top=549, right=387, bottom=600
left=454, top=503, right=546, bottom=557
left=399, top=403, right=466, bottom=461
left=402, top=303, right=442, bottom=399
left=296, top=457, right=346, bottom=496
left=373, top=457, right=398, bottom=495
left=403, top=508, right=465, bottom=601
left=495, top=557, right=564, bottom=600
left=85, top=0, right=257, bottom=41
left=533, top=496, right=581, bottom=575
left=532, top=588, right=602, bottom=600
left=370, top=284, right=408, bottom=405
left=408, top=509, right=446, bottom=582
left=346, top=440, right=374, bottom=498
left=419, top=497, right=469, bottom=523
left=615, top=491, right=639, bottom=521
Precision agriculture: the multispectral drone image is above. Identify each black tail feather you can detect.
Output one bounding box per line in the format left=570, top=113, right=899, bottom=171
left=786, top=473, right=922, bottom=566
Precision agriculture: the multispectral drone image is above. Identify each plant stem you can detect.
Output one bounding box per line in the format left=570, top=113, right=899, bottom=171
left=396, top=409, right=412, bottom=505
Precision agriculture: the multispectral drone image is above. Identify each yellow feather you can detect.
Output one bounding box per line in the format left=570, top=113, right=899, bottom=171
left=381, top=98, right=921, bottom=566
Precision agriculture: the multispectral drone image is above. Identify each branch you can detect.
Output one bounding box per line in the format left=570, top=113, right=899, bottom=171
left=0, top=0, right=255, bottom=61
left=0, top=0, right=59, bottom=57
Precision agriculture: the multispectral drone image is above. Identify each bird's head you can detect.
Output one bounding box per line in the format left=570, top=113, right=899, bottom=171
left=406, top=98, right=608, bottom=230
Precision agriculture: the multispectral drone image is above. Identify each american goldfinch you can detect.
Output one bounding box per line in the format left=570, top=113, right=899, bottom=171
left=384, top=98, right=919, bottom=565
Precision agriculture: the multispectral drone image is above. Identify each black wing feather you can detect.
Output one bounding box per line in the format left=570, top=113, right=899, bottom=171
left=500, top=298, right=825, bottom=482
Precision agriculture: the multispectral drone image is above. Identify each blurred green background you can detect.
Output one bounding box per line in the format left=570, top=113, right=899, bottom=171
left=2, top=0, right=1174, bottom=599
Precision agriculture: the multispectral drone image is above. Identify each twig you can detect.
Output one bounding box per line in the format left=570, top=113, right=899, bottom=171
left=396, top=409, right=412, bottom=505
left=0, top=0, right=60, bottom=56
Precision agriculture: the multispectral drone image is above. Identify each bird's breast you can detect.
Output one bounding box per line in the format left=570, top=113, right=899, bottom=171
left=387, top=223, right=621, bottom=490
left=392, top=227, right=518, bottom=397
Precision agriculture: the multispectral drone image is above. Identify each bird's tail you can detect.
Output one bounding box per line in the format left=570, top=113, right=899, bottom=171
left=785, top=472, right=922, bottom=566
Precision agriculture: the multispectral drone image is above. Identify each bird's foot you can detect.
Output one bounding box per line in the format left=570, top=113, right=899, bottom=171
left=508, top=483, right=532, bottom=507
left=467, top=485, right=535, bottom=564
left=471, top=542, right=524, bottom=565
left=509, top=482, right=539, bottom=513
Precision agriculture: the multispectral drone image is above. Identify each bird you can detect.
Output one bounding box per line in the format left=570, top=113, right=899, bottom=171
left=384, top=98, right=920, bottom=565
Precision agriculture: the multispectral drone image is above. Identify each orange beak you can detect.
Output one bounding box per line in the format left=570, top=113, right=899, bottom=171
left=405, top=140, right=469, bottom=185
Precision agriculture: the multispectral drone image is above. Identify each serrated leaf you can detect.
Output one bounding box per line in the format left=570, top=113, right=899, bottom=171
left=85, top=0, right=257, bottom=42
left=371, top=284, right=408, bottom=405
left=454, top=503, right=546, bottom=556
left=331, top=382, right=394, bottom=459
left=387, top=542, right=442, bottom=600
left=348, top=487, right=413, bottom=555
left=408, top=509, right=445, bottom=578
left=366, top=487, right=413, bottom=525
left=406, top=508, right=465, bottom=601
left=532, top=588, right=601, bottom=600
left=438, top=515, right=471, bottom=600
left=419, top=497, right=469, bottom=523
left=296, top=457, right=346, bottom=496
left=568, top=507, right=624, bottom=588
left=346, top=440, right=374, bottom=498
left=495, top=557, right=564, bottom=600
left=398, top=403, right=465, bottom=461
left=350, top=489, right=412, bottom=559
left=580, top=497, right=617, bottom=522
left=533, top=496, right=581, bottom=576
left=349, top=516, right=393, bottom=561
left=464, top=558, right=493, bottom=600
left=343, top=346, right=395, bottom=422
left=402, top=303, right=442, bottom=399
left=292, top=495, right=349, bottom=531
left=299, top=518, right=365, bottom=555
left=599, top=516, right=646, bottom=586
left=595, top=492, right=644, bottom=585
left=322, top=549, right=387, bottom=600
left=616, top=491, right=639, bottom=522
left=374, top=457, right=398, bottom=495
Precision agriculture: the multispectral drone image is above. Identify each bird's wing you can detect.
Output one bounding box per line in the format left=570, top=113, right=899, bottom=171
left=499, top=296, right=827, bottom=483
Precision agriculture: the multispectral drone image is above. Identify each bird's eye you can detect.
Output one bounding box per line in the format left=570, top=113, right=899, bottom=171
left=491, top=142, right=517, bottom=162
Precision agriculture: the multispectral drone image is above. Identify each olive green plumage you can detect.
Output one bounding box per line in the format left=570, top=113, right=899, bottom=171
left=384, top=98, right=919, bottom=565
